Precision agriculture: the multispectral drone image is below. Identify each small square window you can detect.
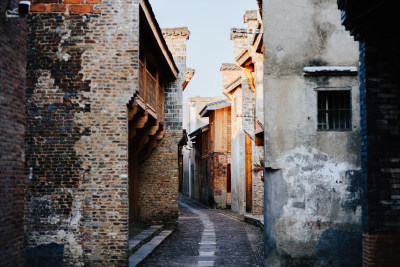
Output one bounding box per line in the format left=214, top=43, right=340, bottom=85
left=318, top=90, right=351, bottom=131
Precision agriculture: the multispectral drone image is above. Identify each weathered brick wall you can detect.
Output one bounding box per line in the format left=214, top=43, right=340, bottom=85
left=25, top=1, right=139, bottom=265
left=0, top=1, right=27, bottom=265
left=137, top=133, right=181, bottom=227
left=360, top=42, right=400, bottom=265
left=137, top=28, right=188, bottom=227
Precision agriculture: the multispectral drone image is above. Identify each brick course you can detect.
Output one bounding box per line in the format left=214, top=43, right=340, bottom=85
left=0, top=1, right=27, bottom=266
left=359, top=42, right=400, bottom=265
left=138, top=133, right=181, bottom=227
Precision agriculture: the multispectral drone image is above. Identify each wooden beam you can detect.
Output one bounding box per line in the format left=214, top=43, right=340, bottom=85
left=128, top=102, right=139, bottom=121
left=153, top=127, right=165, bottom=140
left=244, top=67, right=255, bottom=92
left=129, top=128, right=137, bottom=140
left=132, top=111, right=148, bottom=129
left=148, top=120, right=160, bottom=136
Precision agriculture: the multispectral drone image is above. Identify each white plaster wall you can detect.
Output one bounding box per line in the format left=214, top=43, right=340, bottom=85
left=263, top=0, right=362, bottom=263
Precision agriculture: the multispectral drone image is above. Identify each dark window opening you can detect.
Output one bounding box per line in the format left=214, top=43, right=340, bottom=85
left=318, top=90, right=351, bottom=131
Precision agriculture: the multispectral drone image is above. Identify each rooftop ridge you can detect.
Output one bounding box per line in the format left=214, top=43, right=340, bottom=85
left=220, top=63, right=241, bottom=71
left=162, top=27, right=190, bottom=40
left=244, top=10, right=258, bottom=23
left=230, top=28, right=248, bottom=39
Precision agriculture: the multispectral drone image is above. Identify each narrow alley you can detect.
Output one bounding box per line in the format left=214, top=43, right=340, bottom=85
left=1, top=0, right=400, bottom=266
left=137, top=196, right=264, bottom=267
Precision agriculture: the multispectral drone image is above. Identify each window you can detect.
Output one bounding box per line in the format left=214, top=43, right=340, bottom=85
left=318, top=89, right=351, bottom=130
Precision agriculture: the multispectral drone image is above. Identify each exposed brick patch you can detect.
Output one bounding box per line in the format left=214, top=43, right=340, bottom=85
left=0, top=1, right=27, bottom=266
left=30, top=1, right=101, bottom=14
left=50, top=4, right=67, bottom=12
left=69, top=4, right=92, bottom=13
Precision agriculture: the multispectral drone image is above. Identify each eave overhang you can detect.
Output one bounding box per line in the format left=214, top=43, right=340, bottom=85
left=224, top=76, right=242, bottom=94
left=189, top=125, right=209, bottom=140
left=253, top=31, right=263, bottom=54
left=303, top=66, right=358, bottom=76
left=199, top=100, right=231, bottom=118
left=236, top=49, right=252, bottom=68
left=182, top=68, right=195, bottom=91
left=140, top=0, right=179, bottom=80
left=338, top=0, right=397, bottom=42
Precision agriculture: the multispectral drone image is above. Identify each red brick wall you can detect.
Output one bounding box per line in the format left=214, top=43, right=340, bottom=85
left=30, top=0, right=102, bottom=14
left=0, top=1, right=27, bottom=265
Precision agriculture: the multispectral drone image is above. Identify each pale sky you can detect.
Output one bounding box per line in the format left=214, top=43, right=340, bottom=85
left=149, top=0, right=257, bottom=101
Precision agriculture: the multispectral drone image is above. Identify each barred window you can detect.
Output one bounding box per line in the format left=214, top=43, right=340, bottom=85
left=318, top=89, right=351, bottom=130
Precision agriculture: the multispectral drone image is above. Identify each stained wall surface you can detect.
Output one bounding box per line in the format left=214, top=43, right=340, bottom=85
left=263, top=0, right=362, bottom=265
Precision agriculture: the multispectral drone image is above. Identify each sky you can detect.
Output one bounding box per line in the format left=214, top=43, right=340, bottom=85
left=149, top=0, right=258, bottom=101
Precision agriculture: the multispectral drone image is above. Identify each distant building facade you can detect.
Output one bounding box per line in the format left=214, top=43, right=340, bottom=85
left=182, top=96, right=226, bottom=200
left=197, top=101, right=232, bottom=208
left=221, top=10, right=264, bottom=215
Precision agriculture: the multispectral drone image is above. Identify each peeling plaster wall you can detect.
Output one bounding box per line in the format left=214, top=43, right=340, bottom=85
left=263, top=0, right=362, bottom=265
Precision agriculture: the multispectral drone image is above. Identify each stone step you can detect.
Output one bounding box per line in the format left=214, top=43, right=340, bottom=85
left=128, top=229, right=174, bottom=267
left=128, top=225, right=164, bottom=255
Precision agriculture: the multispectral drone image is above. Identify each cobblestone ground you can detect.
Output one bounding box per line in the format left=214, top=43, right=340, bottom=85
left=139, top=196, right=264, bottom=266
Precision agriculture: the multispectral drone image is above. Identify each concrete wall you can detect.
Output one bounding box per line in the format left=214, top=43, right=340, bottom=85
left=0, top=1, right=27, bottom=265
left=263, top=0, right=362, bottom=265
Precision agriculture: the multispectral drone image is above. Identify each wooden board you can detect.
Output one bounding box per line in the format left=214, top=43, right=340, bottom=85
left=245, top=134, right=252, bottom=212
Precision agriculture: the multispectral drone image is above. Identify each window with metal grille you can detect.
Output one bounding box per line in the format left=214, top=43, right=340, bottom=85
left=318, top=89, right=351, bottom=130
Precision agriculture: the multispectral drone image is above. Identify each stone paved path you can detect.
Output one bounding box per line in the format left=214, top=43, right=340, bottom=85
left=139, top=196, right=264, bottom=266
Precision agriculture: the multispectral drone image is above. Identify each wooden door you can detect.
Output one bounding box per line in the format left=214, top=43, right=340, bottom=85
left=227, top=163, right=231, bottom=193
left=245, top=134, right=252, bottom=212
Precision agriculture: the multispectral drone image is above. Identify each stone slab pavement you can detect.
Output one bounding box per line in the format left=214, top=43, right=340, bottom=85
left=138, top=196, right=264, bottom=266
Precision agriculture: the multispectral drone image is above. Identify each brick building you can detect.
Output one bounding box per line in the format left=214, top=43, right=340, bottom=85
left=24, top=0, right=189, bottom=265
left=0, top=1, right=27, bottom=266
left=338, top=1, right=400, bottom=265
left=182, top=96, right=227, bottom=200
left=197, top=100, right=232, bottom=208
